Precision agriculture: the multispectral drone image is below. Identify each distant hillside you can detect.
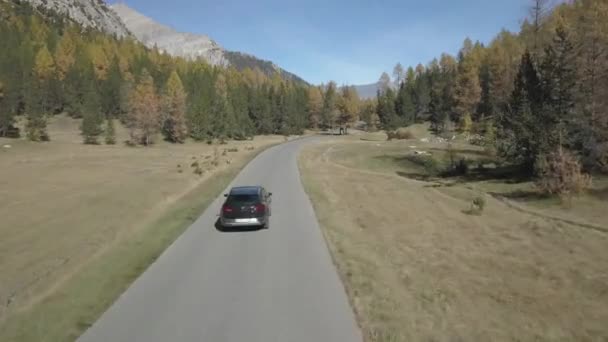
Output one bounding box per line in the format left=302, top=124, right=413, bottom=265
left=111, top=3, right=226, bottom=66
left=353, top=82, right=381, bottom=99
left=111, top=3, right=307, bottom=83
left=17, top=0, right=130, bottom=37
left=224, top=51, right=307, bottom=85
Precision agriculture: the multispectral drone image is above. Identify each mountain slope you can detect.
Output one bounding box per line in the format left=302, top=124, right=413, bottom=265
left=110, top=3, right=307, bottom=84
left=110, top=3, right=227, bottom=66
left=353, top=82, right=381, bottom=99
left=223, top=51, right=307, bottom=85
left=18, top=0, right=130, bottom=37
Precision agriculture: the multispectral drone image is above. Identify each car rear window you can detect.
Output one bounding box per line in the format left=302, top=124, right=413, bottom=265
left=227, top=194, right=259, bottom=204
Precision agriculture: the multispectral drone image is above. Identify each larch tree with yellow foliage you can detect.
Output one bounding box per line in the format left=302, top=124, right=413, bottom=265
left=27, top=44, right=55, bottom=141
left=307, top=86, right=323, bottom=128
left=162, top=71, right=188, bottom=143
left=127, top=69, right=161, bottom=146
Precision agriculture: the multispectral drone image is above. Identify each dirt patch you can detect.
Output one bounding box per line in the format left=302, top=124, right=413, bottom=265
left=299, top=139, right=608, bottom=341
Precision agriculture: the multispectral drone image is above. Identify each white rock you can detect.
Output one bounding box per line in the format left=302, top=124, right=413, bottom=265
left=3, top=144, right=11, bottom=149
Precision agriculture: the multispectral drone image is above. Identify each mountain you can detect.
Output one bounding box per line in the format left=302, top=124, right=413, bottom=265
left=18, top=0, right=130, bottom=37
left=110, top=3, right=227, bottom=66
left=110, top=3, right=307, bottom=84
left=223, top=51, right=307, bottom=85
left=354, top=82, right=381, bottom=99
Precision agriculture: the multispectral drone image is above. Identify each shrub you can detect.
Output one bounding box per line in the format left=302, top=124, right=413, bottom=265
left=406, top=154, right=442, bottom=175
left=193, top=166, right=203, bottom=175
left=463, top=196, right=486, bottom=215
left=535, top=148, right=592, bottom=199
left=225, top=147, right=238, bottom=153
left=191, top=161, right=199, bottom=168
left=472, top=196, right=486, bottom=212
left=459, top=113, right=473, bottom=133
left=387, top=128, right=415, bottom=141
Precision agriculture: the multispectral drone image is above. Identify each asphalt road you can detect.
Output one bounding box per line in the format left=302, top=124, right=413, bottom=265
left=78, top=137, right=362, bottom=342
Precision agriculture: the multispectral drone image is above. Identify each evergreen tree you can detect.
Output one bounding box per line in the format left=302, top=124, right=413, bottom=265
left=392, top=63, right=404, bottom=86
left=105, top=117, right=116, bottom=145
left=540, top=23, right=576, bottom=147
left=413, top=72, right=430, bottom=118
left=101, top=56, right=123, bottom=118
left=27, top=44, right=55, bottom=141
left=377, top=87, right=398, bottom=130
left=321, top=81, right=338, bottom=129
left=81, top=82, right=103, bottom=144
left=498, top=51, right=543, bottom=172
left=395, top=81, right=415, bottom=125
left=162, top=71, right=188, bottom=143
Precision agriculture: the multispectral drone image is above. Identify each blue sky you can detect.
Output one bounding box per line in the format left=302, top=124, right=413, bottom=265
left=108, top=0, right=531, bottom=85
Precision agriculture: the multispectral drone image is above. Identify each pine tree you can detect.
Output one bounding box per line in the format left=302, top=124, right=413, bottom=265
left=540, top=23, right=576, bottom=148
left=321, top=81, right=338, bottom=129
left=162, top=71, right=188, bottom=143
left=392, top=63, right=404, bottom=86
left=81, top=82, right=103, bottom=144
left=101, top=56, right=123, bottom=118
left=105, top=117, right=116, bottom=145
left=377, top=87, right=398, bottom=130
left=498, top=50, right=543, bottom=172
left=413, top=72, right=430, bottom=118
left=378, top=72, right=392, bottom=93
left=395, top=81, right=415, bottom=125
left=0, top=81, right=14, bottom=137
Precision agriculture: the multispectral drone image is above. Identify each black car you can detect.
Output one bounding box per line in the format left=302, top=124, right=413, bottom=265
left=219, top=186, right=272, bottom=229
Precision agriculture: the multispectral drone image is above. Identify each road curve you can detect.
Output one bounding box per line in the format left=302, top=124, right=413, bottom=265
left=78, top=137, right=362, bottom=342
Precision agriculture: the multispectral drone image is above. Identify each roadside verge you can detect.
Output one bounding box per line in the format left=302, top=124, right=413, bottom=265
left=0, top=143, right=278, bottom=342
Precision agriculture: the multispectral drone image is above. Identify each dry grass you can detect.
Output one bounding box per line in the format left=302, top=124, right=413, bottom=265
left=299, top=136, right=608, bottom=341
left=0, top=115, right=282, bottom=340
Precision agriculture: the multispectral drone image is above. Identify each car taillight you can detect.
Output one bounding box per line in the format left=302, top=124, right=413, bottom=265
left=254, top=203, right=266, bottom=213
left=222, top=205, right=233, bottom=213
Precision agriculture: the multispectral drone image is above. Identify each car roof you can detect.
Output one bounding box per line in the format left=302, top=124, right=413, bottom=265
left=229, top=186, right=262, bottom=195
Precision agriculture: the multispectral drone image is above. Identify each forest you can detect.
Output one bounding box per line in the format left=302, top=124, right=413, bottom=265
left=373, top=0, right=608, bottom=179
left=1, top=0, right=607, bottom=182
left=0, top=0, right=320, bottom=145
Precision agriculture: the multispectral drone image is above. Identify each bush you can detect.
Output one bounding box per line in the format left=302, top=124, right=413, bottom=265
left=465, top=196, right=486, bottom=215
left=459, top=113, right=473, bottom=133
left=225, top=147, right=238, bottom=153
left=191, top=161, right=199, bottom=168
left=387, top=128, right=415, bottom=141
left=472, top=196, right=486, bottom=212
left=193, top=166, right=203, bottom=176
left=535, top=148, right=592, bottom=199
left=405, top=154, right=442, bottom=175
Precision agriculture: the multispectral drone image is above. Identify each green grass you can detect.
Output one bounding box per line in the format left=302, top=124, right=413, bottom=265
left=0, top=145, right=274, bottom=342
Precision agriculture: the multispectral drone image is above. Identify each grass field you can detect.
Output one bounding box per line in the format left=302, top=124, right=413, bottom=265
left=0, top=115, right=283, bottom=341
left=299, top=126, right=608, bottom=341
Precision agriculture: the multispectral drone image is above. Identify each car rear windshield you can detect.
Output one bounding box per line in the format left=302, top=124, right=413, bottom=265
left=227, top=194, right=259, bottom=204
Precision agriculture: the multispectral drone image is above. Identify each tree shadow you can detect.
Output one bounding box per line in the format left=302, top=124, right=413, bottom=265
left=588, top=186, right=608, bottom=201
left=487, top=189, right=549, bottom=201
left=396, top=171, right=435, bottom=181
left=427, top=147, right=488, bottom=157
left=214, top=218, right=264, bottom=233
